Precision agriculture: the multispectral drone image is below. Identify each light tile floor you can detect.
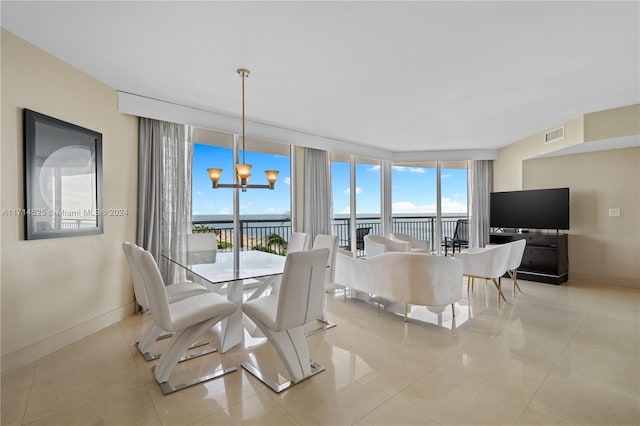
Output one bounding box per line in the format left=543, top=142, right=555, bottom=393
left=2, top=279, right=639, bottom=425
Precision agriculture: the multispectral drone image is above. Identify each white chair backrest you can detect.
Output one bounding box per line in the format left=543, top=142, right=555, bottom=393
left=187, top=233, right=217, bottom=264
left=365, top=235, right=410, bottom=257
left=287, top=232, right=311, bottom=253
left=390, top=232, right=429, bottom=250
left=187, top=233, right=217, bottom=251
left=122, top=242, right=150, bottom=311
left=486, top=243, right=512, bottom=278
left=134, top=246, right=173, bottom=332
left=506, top=239, right=526, bottom=271
left=312, top=234, right=338, bottom=284
left=276, top=248, right=329, bottom=330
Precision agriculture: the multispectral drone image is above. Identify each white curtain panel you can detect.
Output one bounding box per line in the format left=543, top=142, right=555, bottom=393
left=303, top=148, right=333, bottom=241
left=470, top=160, right=493, bottom=248
left=137, top=118, right=193, bottom=283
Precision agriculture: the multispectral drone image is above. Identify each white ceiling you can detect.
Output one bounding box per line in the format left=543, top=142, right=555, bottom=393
left=2, top=1, right=639, bottom=154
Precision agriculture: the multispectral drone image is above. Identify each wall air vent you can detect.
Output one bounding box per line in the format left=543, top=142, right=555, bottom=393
left=544, top=127, right=564, bottom=144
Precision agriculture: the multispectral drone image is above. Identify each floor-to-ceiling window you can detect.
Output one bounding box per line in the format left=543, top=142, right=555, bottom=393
left=389, top=160, right=469, bottom=253
left=331, top=154, right=351, bottom=250
left=439, top=161, right=469, bottom=250
left=356, top=157, right=381, bottom=255
left=391, top=161, right=437, bottom=250
left=332, top=155, right=470, bottom=256
left=191, top=128, right=292, bottom=254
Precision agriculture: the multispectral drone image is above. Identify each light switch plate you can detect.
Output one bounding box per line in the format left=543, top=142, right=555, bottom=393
left=609, top=208, right=621, bottom=217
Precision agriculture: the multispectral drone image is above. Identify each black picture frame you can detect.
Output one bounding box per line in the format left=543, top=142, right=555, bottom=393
left=23, top=109, right=103, bottom=240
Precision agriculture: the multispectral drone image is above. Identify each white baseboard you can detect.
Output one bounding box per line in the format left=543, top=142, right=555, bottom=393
left=1, top=303, right=135, bottom=376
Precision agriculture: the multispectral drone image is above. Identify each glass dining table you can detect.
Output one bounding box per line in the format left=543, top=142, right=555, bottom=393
left=161, top=250, right=286, bottom=353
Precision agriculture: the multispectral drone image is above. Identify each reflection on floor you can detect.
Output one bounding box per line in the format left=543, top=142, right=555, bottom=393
left=2, top=278, right=639, bottom=425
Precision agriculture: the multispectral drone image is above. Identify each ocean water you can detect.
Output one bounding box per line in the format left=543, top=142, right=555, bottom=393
left=192, top=213, right=463, bottom=246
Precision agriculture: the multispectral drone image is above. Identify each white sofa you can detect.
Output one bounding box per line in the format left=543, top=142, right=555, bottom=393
left=334, top=249, right=463, bottom=319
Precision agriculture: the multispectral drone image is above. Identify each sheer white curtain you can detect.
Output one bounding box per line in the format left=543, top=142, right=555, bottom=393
left=137, top=118, right=193, bottom=282
left=303, top=148, right=333, bottom=241
left=470, top=160, right=493, bottom=248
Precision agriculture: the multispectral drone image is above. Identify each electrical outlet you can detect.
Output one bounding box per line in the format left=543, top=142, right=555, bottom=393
left=609, top=208, right=621, bottom=217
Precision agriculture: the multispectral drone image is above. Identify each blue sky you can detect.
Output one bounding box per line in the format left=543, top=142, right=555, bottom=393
left=193, top=144, right=468, bottom=216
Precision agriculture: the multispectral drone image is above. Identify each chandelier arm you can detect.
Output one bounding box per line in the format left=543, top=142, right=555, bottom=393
left=241, top=69, right=246, bottom=165
left=208, top=68, right=277, bottom=191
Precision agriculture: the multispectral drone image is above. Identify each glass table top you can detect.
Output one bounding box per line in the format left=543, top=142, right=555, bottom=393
left=162, top=249, right=286, bottom=284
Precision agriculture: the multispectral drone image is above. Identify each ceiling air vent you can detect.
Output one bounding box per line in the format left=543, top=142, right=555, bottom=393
left=544, top=127, right=564, bottom=144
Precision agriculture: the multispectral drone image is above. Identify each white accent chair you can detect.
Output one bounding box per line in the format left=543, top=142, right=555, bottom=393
left=122, top=242, right=210, bottom=361
left=287, top=232, right=311, bottom=253
left=505, top=239, right=527, bottom=294
left=455, top=243, right=512, bottom=305
left=334, top=251, right=463, bottom=320
left=390, top=232, right=431, bottom=254
left=134, top=245, right=238, bottom=394
left=241, top=249, right=330, bottom=393
left=364, top=234, right=410, bottom=257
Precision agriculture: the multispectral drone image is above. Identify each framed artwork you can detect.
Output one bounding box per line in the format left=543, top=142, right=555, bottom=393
left=23, top=109, right=103, bottom=240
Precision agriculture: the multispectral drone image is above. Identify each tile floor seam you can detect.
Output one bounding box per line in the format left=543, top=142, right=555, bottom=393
left=31, top=349, right=137, bottom=383
left=347, top=392, right=397, bottom=426
left=23, top=379, right=144, bottom=426
left=515, top=306, right=589, bottom=423
left=16, top=362, right=38, bottom=426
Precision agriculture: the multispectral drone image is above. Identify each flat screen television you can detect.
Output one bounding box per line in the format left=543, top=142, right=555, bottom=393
left=490, top=188, right=570, bottom=230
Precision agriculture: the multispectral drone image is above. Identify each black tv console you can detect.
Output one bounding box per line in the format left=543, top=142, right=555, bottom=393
left=489, top=232, right=568, bottom=284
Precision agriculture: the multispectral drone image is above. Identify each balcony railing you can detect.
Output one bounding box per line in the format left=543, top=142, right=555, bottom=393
left=192, top=215, right=467, bottom=256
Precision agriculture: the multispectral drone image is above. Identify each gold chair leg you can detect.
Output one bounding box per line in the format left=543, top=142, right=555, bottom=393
left=403, top=303, right=409, bottom=322
left=508, top=270, right=522, bottom=296
left=492, top=278, right=507, bottom=305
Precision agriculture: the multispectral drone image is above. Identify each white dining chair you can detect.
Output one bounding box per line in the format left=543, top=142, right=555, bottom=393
left=187, top=232, right=217, bottom=264
left=287, top=232, right=311, bottom=253
left=241, top=248, right=330, bottom=393
left=307, top=234, right=339, bottom=335
left=122, top=242, right=210, bottom=361
left=134, top=245, right=238, bottom=394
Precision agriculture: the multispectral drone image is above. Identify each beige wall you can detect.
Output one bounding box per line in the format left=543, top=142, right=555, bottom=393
left=494, top=104, right=640, bottom=288
left=584, top=104, right=640, bottom=142
left=1, top=30, right=138, bottom=373
left=494, top=116, right=584, bottom=191
left=523, top=148, right=639, bottom=288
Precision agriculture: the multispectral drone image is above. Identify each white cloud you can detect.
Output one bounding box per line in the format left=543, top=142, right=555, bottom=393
left=341, top=206, right=351, bottom=214
left=367, top=165, right=381, bottom=172
left=343, top=187, right=362, bottom=195
left=392, top=198, right=467, bottom=214
left=441, top=198, right=467, bottom=213
left=195, top=190, right=204, bottom=196
left=393, top=166, right=425, bottom=173
left=441, top=173, right=453, bottom=179
left=283, top=176, right=291, bottom=186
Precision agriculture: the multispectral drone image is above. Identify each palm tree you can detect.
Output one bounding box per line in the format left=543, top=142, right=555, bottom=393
left=266, top=233, right=287, bottom=255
